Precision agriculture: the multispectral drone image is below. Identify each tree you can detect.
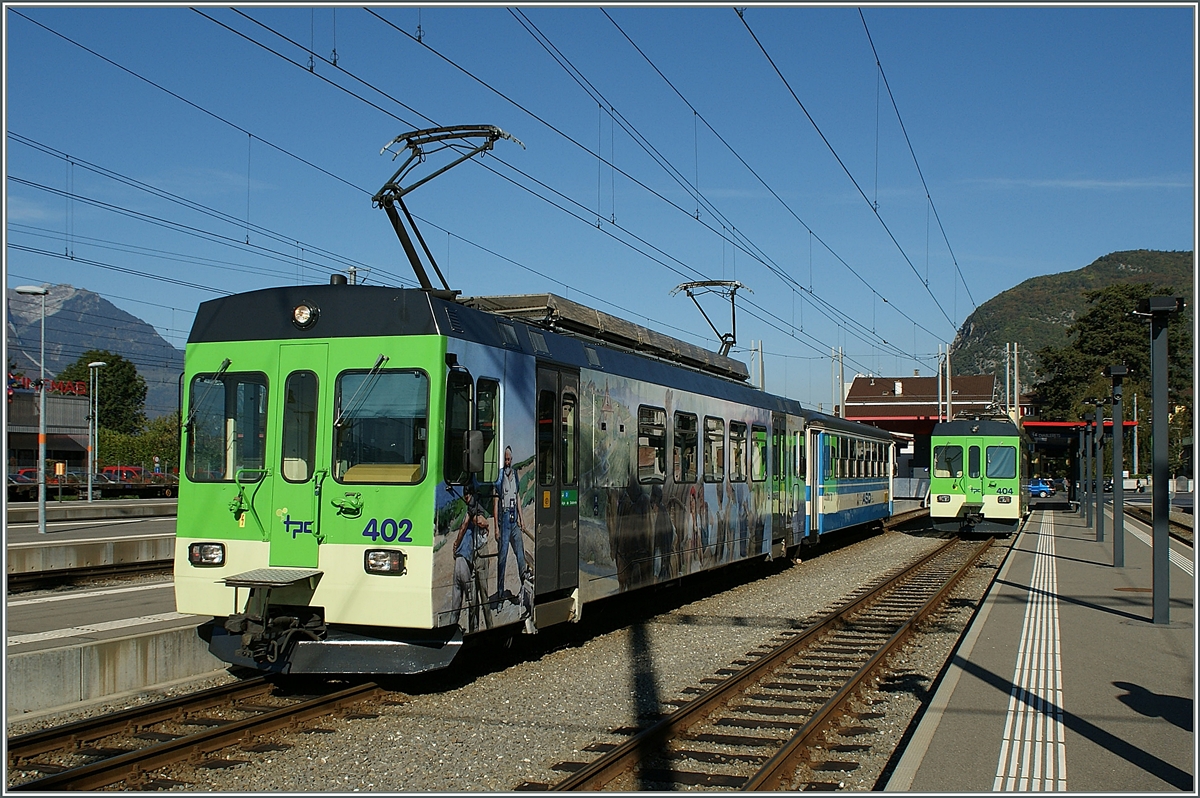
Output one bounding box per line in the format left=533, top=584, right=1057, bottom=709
left=57, top=350, right=147, bottom=435
left=1034, top=282, right=1193, bottom=473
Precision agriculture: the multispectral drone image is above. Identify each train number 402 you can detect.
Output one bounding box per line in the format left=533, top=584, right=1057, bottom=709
left=362, top=518, right=414, bottom=543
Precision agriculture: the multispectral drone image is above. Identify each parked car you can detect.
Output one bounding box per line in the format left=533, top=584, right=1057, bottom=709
left=7, top=473, right=37, bottom=501
left=102, top=466, right=147, bottom=482
left=1027, top=479, right=1056, bottom=498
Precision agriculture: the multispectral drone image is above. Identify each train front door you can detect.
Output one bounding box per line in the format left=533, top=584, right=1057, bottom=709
left=270, top=343, right=328, bottom=567
left=964, top=437, right=985, bottom=504
left=534, top=365, right=580, bottom=597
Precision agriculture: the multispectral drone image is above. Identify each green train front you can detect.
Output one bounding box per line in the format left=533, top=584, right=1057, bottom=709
left=929, top=417, right=1028, bottom=536
left=176, top=284, right=477, bottom=673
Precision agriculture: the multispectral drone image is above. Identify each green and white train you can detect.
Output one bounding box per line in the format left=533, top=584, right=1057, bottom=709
left=929, top=415, right=1029, bottom=536
left=174, top=283, right=898, bottom=674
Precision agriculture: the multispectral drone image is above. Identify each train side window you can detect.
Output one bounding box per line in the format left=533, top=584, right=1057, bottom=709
left=443, top=370, right=474, bottom=485
left=704, top=417, right=725, bottom=482
left=933, top=445, right=963, bottom=478
left=750, top=424, right=767, bottom=482
left=538, top=389, right=556, bottom=486
left=334, top=370, right=429, bottom=484
left=637, top=406, right=667, bottom=484
left=673, top=412, right=698, bottom=483
left=477, top=379, right=500, bottom=485
left=562, top=390, right=578, bottom=486
left=281, top=370, right=317, bottom=482
left=968, top=446, right=981, bottom=479
left=185, top=371, right=268, bottom=482
left=729, top=421, right=748, bottom=482
left=986, top=445, right=1016, bottom=479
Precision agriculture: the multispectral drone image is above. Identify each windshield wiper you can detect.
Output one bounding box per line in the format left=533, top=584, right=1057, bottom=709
left=183, top=358, right=232, bottom=430
left=334, top=354, right=389, bottom=428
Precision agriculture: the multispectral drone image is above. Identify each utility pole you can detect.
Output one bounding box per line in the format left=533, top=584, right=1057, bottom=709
left=1138, top=296, right=1183, bottom=625
left=1106, top=365, right=1127, bottom=567
left=1005, top=342, right=1011, bottom=414
left=1132, top=393, right=1140, bottom=476
left=1013, top=342, right=1020, bottom=418
left=946, top=346, right=953, bottom=420
left=937, top=345, right=944, bottom=422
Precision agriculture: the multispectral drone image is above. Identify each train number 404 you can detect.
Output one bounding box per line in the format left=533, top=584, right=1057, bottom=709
left=361, top=518, right=414, bottom=543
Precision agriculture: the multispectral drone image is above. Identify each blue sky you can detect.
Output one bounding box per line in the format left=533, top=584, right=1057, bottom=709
left=5, top=4, right=1195, bottom=409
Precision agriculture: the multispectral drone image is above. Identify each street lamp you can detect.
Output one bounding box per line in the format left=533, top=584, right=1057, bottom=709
left=15, top=285, right=49, bottom=535
left=87, top=361, right=107, bottom=503
left=1105, top=365, right=1128, bottom=567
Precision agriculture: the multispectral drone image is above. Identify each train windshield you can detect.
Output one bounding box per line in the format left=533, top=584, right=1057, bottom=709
left=334, top=370, right=429, bottom=484
left=933, top=445, right=963, bottom=478
left=986, top=446, right=1017, bottom=479
left=184, top=372, right=268, bottom=482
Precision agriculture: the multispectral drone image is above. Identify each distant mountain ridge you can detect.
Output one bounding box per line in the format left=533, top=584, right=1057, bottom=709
left=6, top=284, right=183, bottom=419
left=950, top=250, right=1194, bottom=385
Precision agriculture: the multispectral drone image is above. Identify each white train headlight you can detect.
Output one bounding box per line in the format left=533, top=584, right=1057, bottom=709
left=188, top=542, right=225, bottom=566
left=998, top=495, right=1012, bottom=504
left=936, top=495, right=951, bottom=503
left=365, top=549, right=407, bottom=576
left=292, top=301, right=319, bottom=330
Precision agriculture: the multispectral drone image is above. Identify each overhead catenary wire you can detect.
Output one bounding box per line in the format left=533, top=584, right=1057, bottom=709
left=15, top=8, right=933, bottom=381
left=858, top=8, right=978, bottom=310
left=735, top=8, right=958, bottom=332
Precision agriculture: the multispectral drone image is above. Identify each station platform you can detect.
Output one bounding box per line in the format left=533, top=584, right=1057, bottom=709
left=887, top=507, right=1195, bottom=792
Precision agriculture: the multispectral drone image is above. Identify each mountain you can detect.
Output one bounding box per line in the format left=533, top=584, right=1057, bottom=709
left=950, top=250, right=1194, bottom=385
left=6, top=284, right=184, bottom=420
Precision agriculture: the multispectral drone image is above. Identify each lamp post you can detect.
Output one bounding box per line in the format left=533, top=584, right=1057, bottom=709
left=1105, top=365, right=1127, bottom=567
left=1136, top=296, right=1184, bottom=625
left=1083, top=410, right=1095, bottom=528
left=87, top=361, right=107, bottom=502
left=15, top=285, right=49, bottom=535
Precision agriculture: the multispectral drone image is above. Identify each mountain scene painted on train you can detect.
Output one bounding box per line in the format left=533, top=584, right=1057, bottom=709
left=5, top=6, right=1193, bottom=410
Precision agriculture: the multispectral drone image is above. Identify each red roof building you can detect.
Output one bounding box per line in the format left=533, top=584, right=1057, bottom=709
left=843, top=374, right=1001, bottom=437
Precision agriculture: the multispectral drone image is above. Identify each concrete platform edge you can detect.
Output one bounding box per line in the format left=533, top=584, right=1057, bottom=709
left=7, top=500, right=177, bottom=524
left=6, top=624, right=226, bottom=718
left=883, top=526, right=1025, bottom=791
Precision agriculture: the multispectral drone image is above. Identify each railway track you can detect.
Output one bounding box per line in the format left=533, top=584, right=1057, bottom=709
left=1121, top=505, right=1193, bottom=545
left=7, top=676, right=390, bottom=790
left=525, top=536, right=991, bottom=791
left=7, top=559, right=173, bottom=593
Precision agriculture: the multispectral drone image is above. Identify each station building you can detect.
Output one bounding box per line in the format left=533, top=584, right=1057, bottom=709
left=6, top=378, right=90, bottom=473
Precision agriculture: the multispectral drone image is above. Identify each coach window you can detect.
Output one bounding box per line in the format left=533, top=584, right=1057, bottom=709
left=751, top=424, right=768, bottom=482
left=538, top=388, right=556, bottom=486
left=334, top=370, right=429, bottom=484
left=186, top=371, right=268, bottom=482
left=704, top=417, right=725, bottom=482
left=986, top=445, right=1017, bottom=480
left=443, top=370, right=474, bottom=485
left=933, top=445, right=963, bottom=479
left=477, top=379, right=500, bottom=485
left=562, top=390, right=578, bottom=485
left=281, top=371, right=317, bottom=482
left=729, top=421, right=748, bottom=482
left=637, top=406, right=667, bottom=483
left=795, top=431, right=806, bottom=478
left=673, top=412, right=698, bottom=483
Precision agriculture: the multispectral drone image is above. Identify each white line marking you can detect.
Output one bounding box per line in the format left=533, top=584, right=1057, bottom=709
left=7, top=582, right=173, bottom=607
left=1123, top=525, right=1194, bottom=577
left=7, top=531, right=174, bottom=548
left=995, top=513, right=1067, bottom=791
left=7, top=612, right=193, bottom=646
